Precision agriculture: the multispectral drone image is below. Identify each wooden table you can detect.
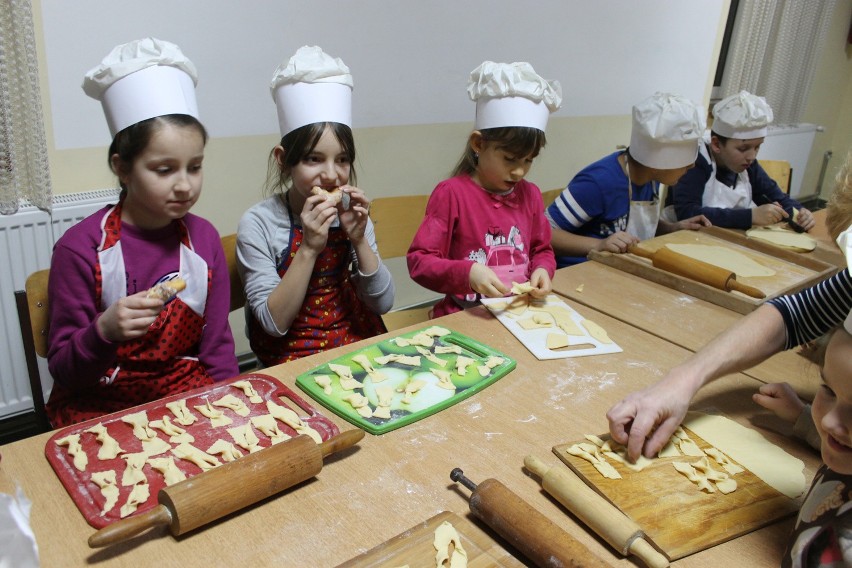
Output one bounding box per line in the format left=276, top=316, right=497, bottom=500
left=552, top=262, right=822, bottom=400
left=0, top=305, right=820, bottom=567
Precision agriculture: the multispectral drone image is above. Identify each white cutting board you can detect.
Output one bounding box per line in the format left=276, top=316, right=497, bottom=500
left=481, top=294, right=622, bottom=360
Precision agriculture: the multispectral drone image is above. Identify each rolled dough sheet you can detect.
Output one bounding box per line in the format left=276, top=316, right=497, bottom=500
left=746, top=227, right=817, bottom=252
left=665, top=243, right=776, bottom=277
left=683, top=411, right=806, bottom=498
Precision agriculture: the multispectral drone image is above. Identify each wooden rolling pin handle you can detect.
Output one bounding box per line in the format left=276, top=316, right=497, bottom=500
left=725, top=276, right=766, bottom=299
left=320, top=428, right=365, bottom=458
left=88, top=504, right=172, bottom=548
left=524, top=455, right=669, bottom=568
left=452, top=468, right=609, bottom=568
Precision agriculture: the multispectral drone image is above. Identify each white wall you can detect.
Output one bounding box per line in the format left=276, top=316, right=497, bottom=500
left=41, top=0, right=726, bottom=150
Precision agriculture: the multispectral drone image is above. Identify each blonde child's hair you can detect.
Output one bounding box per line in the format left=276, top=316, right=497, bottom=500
left=825, top=150, right=852, bottom=242
left=452, top=126, right=546, bottom=178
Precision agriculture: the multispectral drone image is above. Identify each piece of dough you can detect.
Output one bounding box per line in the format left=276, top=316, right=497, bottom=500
left=431, top=368, right=456, bottom=390
left=435, top=345, right=462, bottom=355
left=119, top=482, right=150, bottom=518
left=374, top=354, right=421, bottom=367
left=352, top=354, right=389, bottom=382
left=207, top=440, right=244, bottom=462
left=672, top=426, right=705, bottom=457
left=566, top=442, right=621, bottom=480
left=398, top=379, right=426, bottom=405
left=228, top=423, right=262, bottom=453
left=746, top=226, right=817, bottom=252
left=121, top=411, right=157, bottom=441
left=120, top=452, right=148, bottom=486
left=149, top=415, right=194, bottom=444
left=85, top=423, right=124, bottom=460
left=231, top=379, right=263, bottom=403
left=194, top=400, right=233, bottom=427
left=683, top=411, right=806, bottom=498
left=212, top=394, right=251, bottom=417
left=172, top=443, right=221, bottom=471
left=581, top=319, right=613, bottom=344
left=56, top=433, right=88, bottom=472
left=434, top=520, right=468, bottom=568
left=147, top=456, right=187, bottom=486
left=165, top=399, right=197, bottom=426
left=546, top=333, right=570, bottom=350
left=455, top=356, right=475, bottom=375
left=395, top=333, right=435, bottom=348
left=423, top=326, right=451, bottom=337
left=329, top=363, right=362, bottom=390
left=251, top=414, right=290, bottom=444
left=373, top=386, right=394, bottom=419
left=518, top=313, right=554, bottom=330
left=705, top=447, right=745, bottom=475
left=266, top=400, right=323, bottom=443
left=666, top=243, right=776, bottom=277
left=90, top=470, right=120, bottom=515
left=141, top=437, right=171, bottom=458
left=313, top=374, right=333, bottom=395
left=344, top=393, right=373, bottom=418
left=511, top=281, right=535, bottom=295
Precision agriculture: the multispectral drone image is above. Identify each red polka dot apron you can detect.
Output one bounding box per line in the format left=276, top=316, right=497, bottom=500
left=46, top=201, right=214, bottom=427
left=249, top=210, right=386, bottom=366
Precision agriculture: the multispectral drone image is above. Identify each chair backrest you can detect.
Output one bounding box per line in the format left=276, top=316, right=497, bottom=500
left=221, top=233, right=245, bottom=312
left=15, top=269, right=52, bottom=432
left=541, top=188, right=563, bottom=207
left=760, top=159, right=792, bottom=194
left=369, top=195, right=430, bottom=259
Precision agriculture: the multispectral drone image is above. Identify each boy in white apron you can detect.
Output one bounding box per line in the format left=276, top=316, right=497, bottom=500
left=665, top=90, right=815, bottom=231
left=547, top=92, right=710, bottom=267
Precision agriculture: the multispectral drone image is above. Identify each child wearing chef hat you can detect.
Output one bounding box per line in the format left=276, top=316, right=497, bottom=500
left=546, top=92, right=710, bottom=268
left=46, top=37, right=238, bottom=428
left=406, top=60, right=559, bottom=317
left=237, top=45, right=393, bottom=366
left=666, top=90, right=815, bottom=231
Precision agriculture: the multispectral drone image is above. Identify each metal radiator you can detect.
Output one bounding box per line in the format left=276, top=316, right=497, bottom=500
left=0, top=188, right=120, bottom=419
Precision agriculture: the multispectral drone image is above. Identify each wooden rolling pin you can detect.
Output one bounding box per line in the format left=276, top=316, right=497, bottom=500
left=88, top=429, right=364, bottom=548
left=450, top=468, right=609, bottom=567
left=629, top=244, right=765, bottom=299
left=524, top=455, right=669, bottom=568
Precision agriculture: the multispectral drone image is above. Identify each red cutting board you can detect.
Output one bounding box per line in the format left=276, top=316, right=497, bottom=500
left=45, top=373, right=339, bottom=528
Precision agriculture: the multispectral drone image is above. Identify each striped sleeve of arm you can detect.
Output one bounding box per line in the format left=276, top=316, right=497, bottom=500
left=768, top=269, right=852, bottom=348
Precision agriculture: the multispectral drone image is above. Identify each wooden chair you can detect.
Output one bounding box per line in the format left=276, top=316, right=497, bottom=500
left=760, top=159, right=792, bottom=194
left=221, top=233, right=246, bottom=312
left=541, top=188, right=564, bottom=207
left=369, top=195, right=436, bottom=331
left=15, top=269, right=52, bottom=433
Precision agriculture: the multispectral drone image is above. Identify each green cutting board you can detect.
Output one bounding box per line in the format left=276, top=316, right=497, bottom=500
left=295, top=327, right=516, bottom=434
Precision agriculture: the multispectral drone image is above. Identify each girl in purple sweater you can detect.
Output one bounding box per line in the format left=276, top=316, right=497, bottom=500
left=45, top=38, right=237, bottom=427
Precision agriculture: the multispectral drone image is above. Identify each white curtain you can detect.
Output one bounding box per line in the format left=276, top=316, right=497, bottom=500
left=720, top=0, right=837, bottom=124
left=0, top=0, right=52, bottom=214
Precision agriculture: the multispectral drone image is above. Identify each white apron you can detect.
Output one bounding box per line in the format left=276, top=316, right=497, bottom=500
left=699, top=138, right=754, bottom=210
left=624, top=153, right=661, bottom=241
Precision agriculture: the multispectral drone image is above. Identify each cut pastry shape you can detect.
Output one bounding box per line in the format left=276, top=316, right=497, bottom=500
left=344, top=393, right=373, bottom=418
left=518, top=313, right=554, bottom=330
left=423, top=326, right=451, bottom=337
left=373, top=386, right=394, bottom=419
left=266, top=400, right=323, bottom=444
left=434, top=520, right=468, bottom=568
left=329, top=363, right=362, bottom=390
left=228, top=423, right=263, bottom=453
left=212, top=394, right=251, bottom=417
left=251, top=414, right=290, bottom=444
left=431, top=368, right=456, bottom=391
left=374, top=354, right=421, bottom=367
left=121, top=411, right=157, bottom=441
left=149, top=415, right=194, bottom=444
left=581, top=319, right=613, bottom=344
left=455, top=356, right=475, bottom=375
left=56, top=433, right=88, bottom=472
left=398, top=379, right=426, bottom=405
left=172, top=443, right=221, bottom=471
left=314, top=374, right=333, bottom=394
left=231, top=380, right=263, bottom=403
left=511, top=281, right=535, bottom=295
left=566, top=442, right=621, bottom=480
left=415, top=346, right=448, bottom=367
left=207, top=440, right=244, bottom=462
left=85, top=423, right=124, bottom=460
left=148, top=456, right=187, bottom=486
left=352, top=354, right=389, bottom=382
left=546, top=333, right=570, bottom=350
left=194, top=400, right=233, bottom=428
left=141, top=437, right=171, bottom=458
left=120, top=452, right=148, bottom=486
left=165, top=399, right=197, bottom=426
left=395, top=333, right=435, bottom=348
left=119, top=482, right=150, bottom=518
left=435, top=345, right=462, bottom=355
left=90, top=470, right=119, bottom=515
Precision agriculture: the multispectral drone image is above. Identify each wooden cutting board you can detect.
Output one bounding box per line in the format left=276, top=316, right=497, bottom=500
left=336, top=511, right=513, bottom=567
left=590, top=227, right=836, bottom=314
left=552, top=429, right=799, bottom=561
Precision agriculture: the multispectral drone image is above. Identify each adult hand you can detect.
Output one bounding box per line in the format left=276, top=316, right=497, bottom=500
left=97, top=292, right=164, bottom=342
left=594, top=231, right=639, bottom=254
left=469, top=263, right=509, bottom=298
left=607, top=370, right=701, bottom=462
left=753, top=382, right=805, bottom=424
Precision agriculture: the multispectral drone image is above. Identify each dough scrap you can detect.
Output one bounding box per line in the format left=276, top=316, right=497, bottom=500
left=518, top=313, right=554, bottom=330
left=435, top=345, right=462, bottom=355
left=141, top=437, right=171, bottom=458
left=352, top=353, right=389, bottom=382
left=683, top=411, right=806, bottom=498
left=266, top=400, right=323, bottom=444
left=395, top=333, right=434, bottom=348
left=314, top=374, right=333, bottom=394
left=581, top=319, right=613, bottom=344
left=231, top=380, right=263, bottom=403
left=119, top=482, right=150, bottom=518
left=455, top=356, right=475, bottom=376
left=434, top=520, right=468, bottom=568
left=85, top=423, right=124, bottom=460
left=122, top=411, right=157, bottom=441
left=672, top=457, right=737, bottom=494
left=148, top=456, right=187, bottom=486
left=344, top=393, right=373, bottom=418
left=705, top=447, right=745, bottom=475
left=373, top=386, right=394, bottom=419
left=213, top=394, right=251, bottom=417
left=398, top=379, right=426, bottom=405
left=746, top=226, right=816, bottom=252
left=56, top=433, right=88, bottom=472
left=374, top=354, right=420, bottom=367
left=423, top=326, right=451, bottom=337
left=165, top=399, right=197, bottom=426
left=90, top=470, right=120, bottom=515
left=431, top=368, right=456, bottom=390
left=673, top=427, right=705, bottom=457
left=666, top=243, right=775, bottom=277
left=194, top=400, right=233, bottom=427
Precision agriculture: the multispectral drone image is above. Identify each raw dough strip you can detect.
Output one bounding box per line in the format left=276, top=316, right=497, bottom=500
left=566, top=442, right=621, bottom=480
left=120, top=452, right=148, bottom=486
left=373, top=386, right=394, bottom=420
left=251, top=414, right=291, bottom=445
left=397, top=379, right=426, bottom=405
left=374, top=354, right=420, bottom=367
left=207, top=440, right=244, bottom=462
left=352, top=354, right=388, bottom=383
left=394, top=333, right=434, bottom=348
left=705, top=447, right=745, bottom=475
left=673, top=427, right=705, bottom=457
left=415, top=346, right=448, bottom=367
left=314, top=374, right=333, bottom=394
left=329, top=363, right=363, bottom=390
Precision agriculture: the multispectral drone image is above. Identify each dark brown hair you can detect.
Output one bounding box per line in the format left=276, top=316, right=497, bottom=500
left=452, top=126, right=546, bottom=177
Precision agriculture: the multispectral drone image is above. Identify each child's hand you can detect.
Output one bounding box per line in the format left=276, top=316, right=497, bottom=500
left=300, top=194, right=338, bottom=252
left=794, top=207, right=816, bottom=231
left=528, top=268, right=552, bottom=299
left=338, top=185, right=370, bottom=242
left=97, top=292, right=164, bottom=342
left=594, top=231, right=639, bottom=254
left=753, top=382, right=806, bottom=424
left=673, top=214, right=711, bottom=231
left=469, top=263, right=509, bottom=298
left=752, top=203, right=787, bottom=226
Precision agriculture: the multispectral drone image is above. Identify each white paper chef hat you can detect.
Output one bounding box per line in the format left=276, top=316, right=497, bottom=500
left=468, top=61, right=562, bottom=132
left=270, top=46, right=353, bottom=138
left=629, top=92, right=705, bottom=170
left=83, top=37, right=199, bottom=138
left=712, top=91, right=773, bottom=139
